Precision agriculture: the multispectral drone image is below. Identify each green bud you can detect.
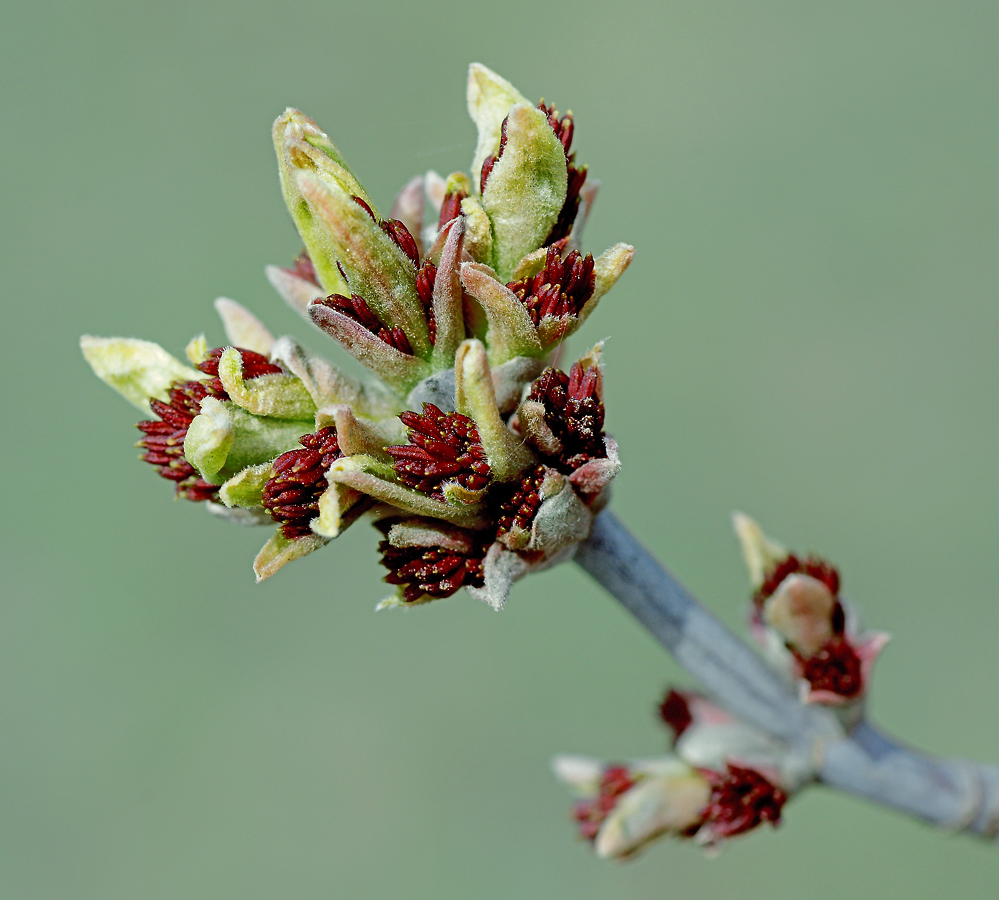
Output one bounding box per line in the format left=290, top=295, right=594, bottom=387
left=454, top=339, right=534, bottom=481
left=80, top=336, right=203, bottom=413
left=481, top=104, right=568, bottom=282
left=459, top=263, right=543, bottom=364
left=216, top=347, right=317, bottom=420
left=294, top=169, right=431, bottom=357
left=273, top=109, right=360, bottom=296
left=184, top=397, right=313, bottom=483
left=213, top=298, right=274, bottom=355
left=467, top=63, right=530, bottom=188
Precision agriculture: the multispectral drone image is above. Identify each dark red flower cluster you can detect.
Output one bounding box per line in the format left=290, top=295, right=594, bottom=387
left=314, top=292, right=415, bottom=355
left=415, top=260, right=437, bottom=346
left=386, top=404, right=492, bottom=499
left=506, top=245, right=595, bottom=327
left=796, top=636, right=863, bottom=698
left=379, top=355, right=612, bottom=602
left=699, top=765, right=787, bottom=839
left=136, top=347, right=283, bottom=502
left=378, top=534, right=488, bottom=603
left=527, top=362, right=606, bottom=470
left=137, top=381, right=220, bottom=502
left=494, top=465, right=545, bottom=544
left=196, top=347, right=283, bottom=398
left=755, top=554, right=841, bottom=608
left=572, top=766, right=636, bottom=843
left=658, top=689, right=694, bottom=741
left=262, top=427, right=344, bottom=539
left=539, top=102, right=587, bottom=246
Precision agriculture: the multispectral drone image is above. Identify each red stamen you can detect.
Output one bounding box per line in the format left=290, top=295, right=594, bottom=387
left=386, top=404, right=491, bottom=499
left=314, top=293, right=414, bottom=355
left=262, top=427, right=342, bottom=539
left=381, top=217, right=420, bottom=268
left=506, top=246, right=595, bottom=327
left=438, top=188, right=467, bottom=230
left=378, top=524, right=487, bottom=603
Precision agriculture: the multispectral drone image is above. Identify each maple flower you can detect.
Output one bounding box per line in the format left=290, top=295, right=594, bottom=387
left=80, top=64, right=633, bottom=600
left=553, top=685, right=810, bottom=858
left=733, top=513, right=890, bottom=713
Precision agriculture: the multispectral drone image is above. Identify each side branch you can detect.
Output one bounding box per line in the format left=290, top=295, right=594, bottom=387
left=574, top=509, right=999, bottom=842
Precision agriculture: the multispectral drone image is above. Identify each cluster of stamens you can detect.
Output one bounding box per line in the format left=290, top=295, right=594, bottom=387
left=538, top=102, right=587, bottom=246
left=386, top=404, right=492, bottom=499
left=315, top=292, right=415, bottom=355
left=415, top=260, right=437, bottom=345
left=494, top=465, right=546, bottom=543
left=797, top=637, right=863, bottom=697
left=136, top=347, right=284, bottom=502
left=755, top=554, right=864, bottom=699
left=262, top=427, right=343, bottom=539
left=527, top=362, right=606, bottom=470
left=507, top=246, right=595, bottom=327
left=351, top=195, right=420, bottom=268
left=196, top=346, right=283, bottom=397
left=137, top=381, right=219, bottom=502
left=699, top=765, right=787, bottom=839
left=378, top=531, right=487, bottom=603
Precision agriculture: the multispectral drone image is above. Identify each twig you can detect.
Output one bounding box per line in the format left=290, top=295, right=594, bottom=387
left=574, top=509, right=999, bottom=842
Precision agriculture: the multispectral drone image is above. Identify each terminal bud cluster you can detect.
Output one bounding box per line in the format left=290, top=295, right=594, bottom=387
left=82, top=64, right=633, bottom=607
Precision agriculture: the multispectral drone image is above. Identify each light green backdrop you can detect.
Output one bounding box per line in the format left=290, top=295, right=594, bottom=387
left=3, top=0, right=998, bottom=897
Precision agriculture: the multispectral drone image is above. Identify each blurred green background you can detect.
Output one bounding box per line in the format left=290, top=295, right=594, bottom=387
left=3, top=0, right=998, bottom=896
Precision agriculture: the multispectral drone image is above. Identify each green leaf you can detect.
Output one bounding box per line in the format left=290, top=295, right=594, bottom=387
left=80, top=336, right=203, bottom=413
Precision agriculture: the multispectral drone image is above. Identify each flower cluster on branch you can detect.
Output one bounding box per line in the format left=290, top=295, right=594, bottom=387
left=554, top=514, right=890, bottom=858
left=81, top=64, right=633, bottom=608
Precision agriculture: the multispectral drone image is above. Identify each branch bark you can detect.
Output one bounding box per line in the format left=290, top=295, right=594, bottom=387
left=574, top=509, right=999, bottom=842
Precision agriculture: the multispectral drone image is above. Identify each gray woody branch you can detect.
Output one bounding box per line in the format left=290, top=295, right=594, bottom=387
left=574, top=509, right=999, bottom=842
